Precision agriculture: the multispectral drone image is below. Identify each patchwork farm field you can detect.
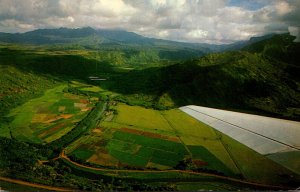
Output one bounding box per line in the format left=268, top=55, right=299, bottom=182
left=0, top=83, right=97, bottom=143
left=65, top=102, right=300, bottom=185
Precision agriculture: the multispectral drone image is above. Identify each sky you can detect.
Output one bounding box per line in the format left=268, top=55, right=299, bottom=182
left=0, top=0, right=299, bottom=44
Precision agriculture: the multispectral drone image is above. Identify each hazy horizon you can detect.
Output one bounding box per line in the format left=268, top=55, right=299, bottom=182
left=0, top=0, right=299, bottom=44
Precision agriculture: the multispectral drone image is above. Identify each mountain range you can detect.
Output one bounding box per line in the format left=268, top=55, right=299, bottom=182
left=0, top=27, right=275, bottom=52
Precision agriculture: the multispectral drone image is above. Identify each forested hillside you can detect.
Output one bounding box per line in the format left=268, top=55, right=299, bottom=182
left=108, top=34, right=300, bottom=119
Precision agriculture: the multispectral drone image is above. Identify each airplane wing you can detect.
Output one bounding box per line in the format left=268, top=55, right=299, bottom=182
left=180, top=105, right=300, bottom=175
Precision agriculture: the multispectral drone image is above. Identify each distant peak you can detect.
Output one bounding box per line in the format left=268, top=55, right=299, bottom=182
left=79, top=26, right=96, bottom=31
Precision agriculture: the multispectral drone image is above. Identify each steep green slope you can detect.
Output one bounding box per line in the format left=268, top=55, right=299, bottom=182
left=243, top=33, right=300, bottom=80
left=243, top=33, right=298, bottom=61
left=0, top=65, right=57, bottom=113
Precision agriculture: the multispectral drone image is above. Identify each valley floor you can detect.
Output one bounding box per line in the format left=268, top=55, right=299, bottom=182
left=1, top=81, right=299, bottom=191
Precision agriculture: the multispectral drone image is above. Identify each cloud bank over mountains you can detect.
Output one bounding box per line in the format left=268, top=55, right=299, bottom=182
left=0, top=0, right=299, bottom=44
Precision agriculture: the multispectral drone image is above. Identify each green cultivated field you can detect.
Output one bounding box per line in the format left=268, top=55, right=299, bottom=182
left=1, top=84, right=96, bottom=143
left=107, top=130, right=188, bottom=168
left=71, top=148, right=94, bottom=160
left=66, top=103, right=236, bottom=175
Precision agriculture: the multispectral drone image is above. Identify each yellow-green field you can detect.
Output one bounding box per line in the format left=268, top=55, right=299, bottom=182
left=112, top=103, right=174, bottom=132
left=1, top=84, right=96, bottom=143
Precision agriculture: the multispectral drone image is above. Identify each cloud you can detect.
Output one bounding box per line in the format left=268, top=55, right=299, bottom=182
left=289, top=26, right=300, bottom=42
left=186, top=29, right=208, bottom=39
left=0, top=19, right=35, bottom=32
left=275, top=1, right=293, bottom=16
left=0, top=0, right=299, bottom=43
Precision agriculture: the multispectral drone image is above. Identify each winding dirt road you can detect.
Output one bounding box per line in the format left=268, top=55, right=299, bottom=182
left=59, top=150, right=293, bottom=190
left=0, top=176, right=73, bottom=191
